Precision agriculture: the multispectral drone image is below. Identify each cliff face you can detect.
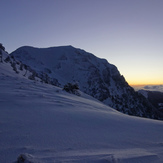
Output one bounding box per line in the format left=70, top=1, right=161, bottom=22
left=10, top=45, right=161, bottom=119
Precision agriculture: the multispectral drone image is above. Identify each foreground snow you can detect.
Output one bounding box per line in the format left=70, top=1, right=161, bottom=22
left=0, top=63, right=163, bottom=163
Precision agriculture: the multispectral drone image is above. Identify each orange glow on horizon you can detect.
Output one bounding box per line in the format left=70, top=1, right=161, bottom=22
left=127, top=79, right=163, bottom=86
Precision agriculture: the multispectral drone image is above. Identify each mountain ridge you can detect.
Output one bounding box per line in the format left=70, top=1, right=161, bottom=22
left=10, top=45, right=162, bottom=120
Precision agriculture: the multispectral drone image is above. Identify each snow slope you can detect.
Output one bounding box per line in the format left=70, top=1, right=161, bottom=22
left=0, top=55, right=163, bottom=162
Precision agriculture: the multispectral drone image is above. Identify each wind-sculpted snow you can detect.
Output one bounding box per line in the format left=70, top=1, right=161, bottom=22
left=0, top=59, right=163, bottom=162
left=11, top=46, right=162, bottom=119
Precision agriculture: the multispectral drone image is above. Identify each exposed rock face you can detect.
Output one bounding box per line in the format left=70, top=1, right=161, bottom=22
left=10, top=45, right=161, bottom=119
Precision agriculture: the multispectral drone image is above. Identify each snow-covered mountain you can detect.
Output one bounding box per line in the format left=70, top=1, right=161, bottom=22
left=10, top=45, right=161, bottom=120
left=1, top=47, right=163, bottom=163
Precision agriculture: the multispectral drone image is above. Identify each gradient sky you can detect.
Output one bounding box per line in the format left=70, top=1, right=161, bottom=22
left=1, top=0, right=163, bottom=85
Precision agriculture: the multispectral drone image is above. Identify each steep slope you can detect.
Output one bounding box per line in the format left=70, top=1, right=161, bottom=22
left=139, top=90, right=163, bottom=112
left=10, top=46, right=161, bottom=119
left=0, top=44, right=9, bottom=62
left=0, top=58, right=163, bottom=163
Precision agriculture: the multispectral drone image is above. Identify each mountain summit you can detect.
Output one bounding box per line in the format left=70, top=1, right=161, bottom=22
left=10, top=45, right=161, bottom=119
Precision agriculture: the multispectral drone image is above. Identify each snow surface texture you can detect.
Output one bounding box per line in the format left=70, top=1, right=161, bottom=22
left=11, top=46, right=161, bottom=120
left=0, top=51, right=163, bottom=162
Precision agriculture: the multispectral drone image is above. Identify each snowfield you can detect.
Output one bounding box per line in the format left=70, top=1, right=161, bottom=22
left=0, top=62, right=163, bottom=163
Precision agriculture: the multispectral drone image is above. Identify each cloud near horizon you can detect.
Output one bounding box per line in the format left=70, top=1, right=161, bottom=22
left=143, top=85, right=163, bottom=92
